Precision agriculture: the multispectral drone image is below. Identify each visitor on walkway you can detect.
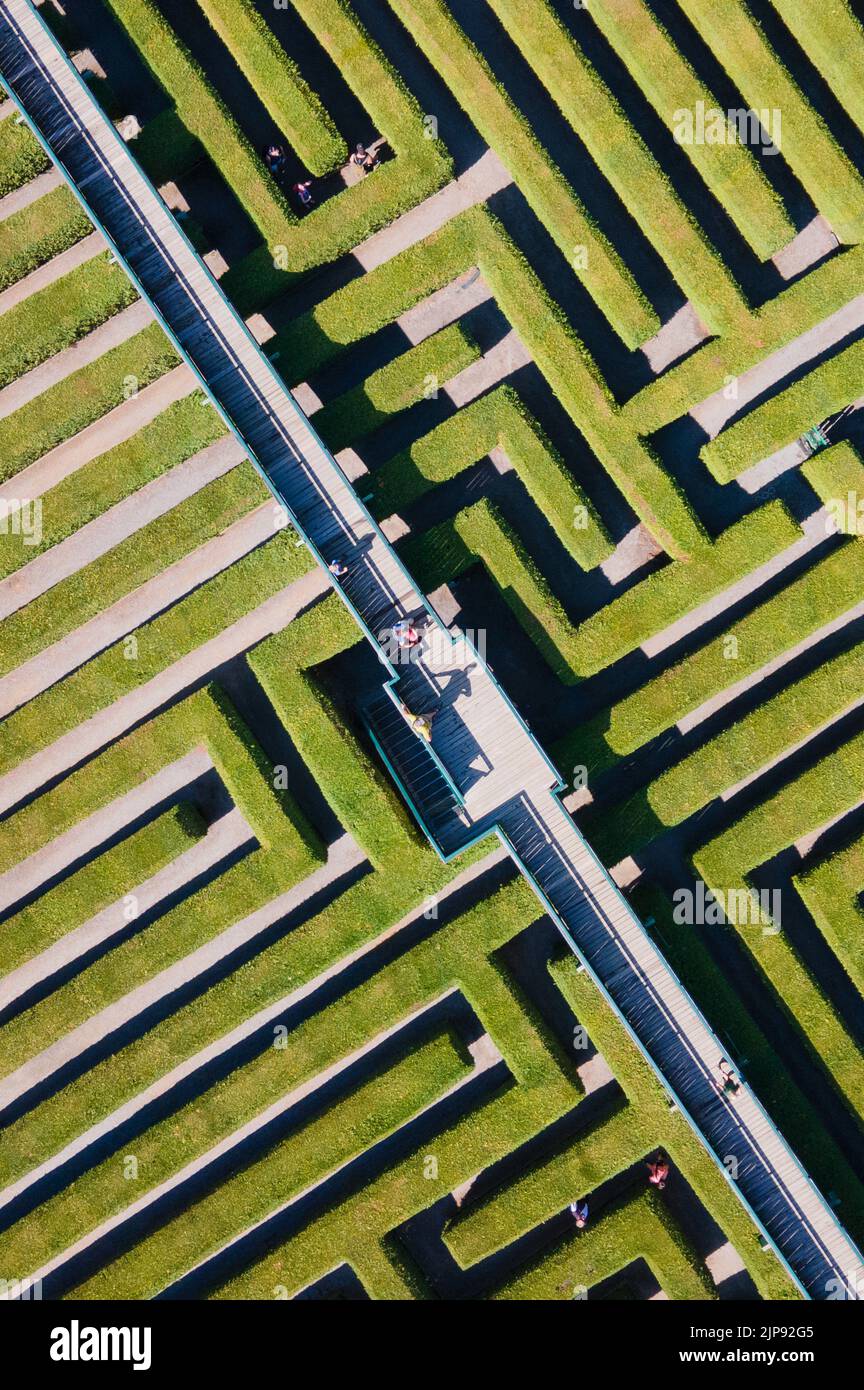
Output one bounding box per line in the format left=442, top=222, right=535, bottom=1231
left=293, top=179, right=314, bottom=212
left=717, top=1058, right=741, bottom=1096
left=264, top=143, right=285, bottom=176
left=329, top=558, right=349, bottom=578
left=400, top=702, right=434, bottom=743
left=647, top=1155, right=670, bottom=1190
left=393, top=618, right=421, bottom=650
left=351, top=141, right=379, bottom=173
left=570, top=1199, right=589, bottom=1229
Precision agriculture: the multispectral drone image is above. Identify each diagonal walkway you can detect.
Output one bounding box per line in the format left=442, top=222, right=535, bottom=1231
left=1, top=0, right=862, bottom=1299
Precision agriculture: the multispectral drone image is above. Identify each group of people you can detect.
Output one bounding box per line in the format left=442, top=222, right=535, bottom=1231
left=262, top=136, right=385, bottom=215
left=569, top=1153, right=671, bottom=1231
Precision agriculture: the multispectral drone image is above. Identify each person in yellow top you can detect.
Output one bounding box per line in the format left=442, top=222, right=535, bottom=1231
left=400, top=701, right=434, bottom=743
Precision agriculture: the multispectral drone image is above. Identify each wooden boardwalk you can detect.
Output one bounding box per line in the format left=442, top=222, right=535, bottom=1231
left=1, top=0, right=862, bottom=1300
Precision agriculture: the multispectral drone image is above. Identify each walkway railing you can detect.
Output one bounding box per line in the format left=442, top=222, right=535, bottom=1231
left=2, top=0, right=863, bottom=1300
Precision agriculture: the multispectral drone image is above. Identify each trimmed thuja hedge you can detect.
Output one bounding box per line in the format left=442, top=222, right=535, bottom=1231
left=277, top=204, right=704, bottom=557
left=0, top=116, right=49, bottom=197
left=387, top=0, right=656, bottom=350
left=702, top=339, right=864, bottom=482
left=488, top=0, right=748, bottom=335
left=647, top=637, right=864, bottom=828
left=795, top=837, right=864, bottom=1000
left=196, top=0, right=345, bottom=176
left=0, top=392, right=227, bottom=579
left=677, top=0, right=864, bottom=244
left=802, top=440, right=864, bottom=529
left=0, top=465, right=268, bottom=676
left=634, top=882, right=864, bottom=1259
left=0, top=321, right=180, bottom=483
left=0, top=253, right=137, bottom=389
left=693, top=728, right=864, bottom=1132
left=370, top=382, right=613, bottom=569
left=312, top=322, right=481, bottom=455
left=0, top=804, right=202, bottom=978
left=587, top=0, right=793, bottom=260
left=573, top=535, right=864, bottom=770
left=111, top=0, right=451, bottom=308
left=0, top=184, right=91, bottom=293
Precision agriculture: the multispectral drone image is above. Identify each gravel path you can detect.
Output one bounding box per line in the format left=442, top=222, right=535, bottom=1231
left=0, top=501, right=280, bottom=718
left=0, top=435, right=244, bottom=619
left=0, top=166, right=62, bottom=222
left=0, top=229, right=104, bottom=315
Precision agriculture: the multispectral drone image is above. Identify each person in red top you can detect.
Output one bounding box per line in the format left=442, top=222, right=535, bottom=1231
left=647, top=1155, right=670, bottom=1190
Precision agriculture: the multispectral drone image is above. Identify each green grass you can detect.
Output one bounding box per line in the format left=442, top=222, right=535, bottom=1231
left=313, top=322, right=481, bottom=454
left=678, top=0, right=864, bottom=244
left=371, top=383, right=613, bottom=569
left=0, top=805, right=203, bottom=977
left=0, top=392, right=226, bottom=579
left=0, top=466, right=266, bottom=676
left=702, top=339, right=864, bottom=482
left=0, top=116, right=49, bottom=197
left=588, top=0, right=793, bottom=259
left=0, top=321, right=179, bottom=483
left=796, top=836, right=864, bottom=999
left=0, top=184, right=92, bottom=292
left=388, top=0, right=656, bottom=348
left=489, top=0, right=749, bottom=334
left=197, top=0, right=345, bottom=176
left=802, top=440, right=864, bottom=531
left=0, top=253, right=137, bottom=389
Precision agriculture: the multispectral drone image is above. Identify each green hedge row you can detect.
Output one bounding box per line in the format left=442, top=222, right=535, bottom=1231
left=648, top=637, right=864, bottom=826
left=489, top=0, right=748, bottom=335
left=0, top=392, right=226, bottom=580
left=0, top=184, right=91, bottom=293
left=0, top=253, right=137, bottom=390
left=388, top=0, right=656, bottom=349
left=570, top=500, right=799, bottom=675
left=795, top=837, right=864, bottom=1000
left=770, top=0, right=864, bottom=162
left=71, top=1030, right=470, bottom=1298
left=0, top=525, right=313, bottom=779
left=678, top=0, right=864, bottom=244
left=137, top=0, right=454, bottom=308
left=313, top=322, right=480, bottom=454
left=0, top=465, right=267, bottom=677
left=0, top=699, right=321, bottom=1085
left=802, top=440, right=864, bottom=529
left=370, top=382, right=613, bottom=569
left=694, top=730, right=864, bottom=1132
left=0, top=116, right=49, bottom=197
left=0, top=321, right=179, bottom=483
left=634, top=882, right=864, bottom=1260
left=492, top=1190, right=715, bottom=1300
left=0, top=804, right=202, bottom=978
left=588, top=536, right=864, bottom=760
left=198, top=0, right=345, bottom=176
left=702, top=338, right=864, bottom=482
left=588, top=0, right=793, bottom=259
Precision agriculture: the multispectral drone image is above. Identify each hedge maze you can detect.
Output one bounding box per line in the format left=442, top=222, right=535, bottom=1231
left=2, top=0, right=864, bottom=1301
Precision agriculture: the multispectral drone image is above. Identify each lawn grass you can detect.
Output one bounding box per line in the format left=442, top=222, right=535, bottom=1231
left=0, top=253, right=137, bottom=389
left=796, top=837, right=864, bottom=1000
left=0, top=184, right=91, bottom=292
left=0, top=804, right=203, bottom=977
left=0, top=321, right=179, bottom=483
left=0, top=466, right=267, bottom=676
left=0, top=392, right=226, bottom=579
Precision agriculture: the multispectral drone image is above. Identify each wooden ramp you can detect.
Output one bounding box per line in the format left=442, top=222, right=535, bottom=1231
left=1, top=0, right=862, bottom=1299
